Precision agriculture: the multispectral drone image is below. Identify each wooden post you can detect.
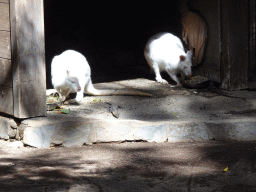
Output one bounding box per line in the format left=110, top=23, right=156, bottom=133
left=0, top=0, right=13, bottom=115
left=181, top=0, right=222, bottom=83
left=220, top=0, right=248, bottom=90
left=10, top=0, right=46, bottom=118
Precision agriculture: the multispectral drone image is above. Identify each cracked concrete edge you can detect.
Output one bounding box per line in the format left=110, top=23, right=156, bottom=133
left=19, top=117, right=256, bottom=148
left=1, top=115, right=256, bottom=148
left=167, top=120, right=256, bottom=142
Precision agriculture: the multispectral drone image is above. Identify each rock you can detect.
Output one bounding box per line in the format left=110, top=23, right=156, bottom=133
left=167, top=122, right=209, bottom=142
left=8, top=119, right=18, bottom=129
left=23, top=124, right=56, bottom=148
left=95, top=121, right=136, bottom=142
left=136, top=124, right=167, bottom=142
left=52, top=122, right=91, bottom=147
left=7, top=126, right=16, bottom=138
left=0, top=118, right=9, bottom=139
left=0, top=117, right=18, bottom=140
left=23, top=120, right=93, bottom=148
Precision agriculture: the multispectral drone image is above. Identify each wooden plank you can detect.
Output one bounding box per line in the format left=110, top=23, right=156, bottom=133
left=220, top=0, right=230, bottom=89
left=228, top=0, right=248, bottom=90
left=0, top=3, right=10, bottom=31
left=0, top=58, right=12, bottom=87
left=0, top=85, right=13, bottom=115
left=194, top=67, right=220, bottom=83
left=187, top=0, right=221, bottom=80
left=0, top=0, right=9, bottom=3
left=10, top=0, right=46, bottom=118
left=220, top=0, right=248, bottom=90
left=0, top=31, right=11, bottom=59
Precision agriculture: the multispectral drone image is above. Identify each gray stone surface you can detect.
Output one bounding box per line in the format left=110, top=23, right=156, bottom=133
left=20, top=116, right=256, bottom=148
left=1, top=79, right=256, bottom=148
left=23, top=124, right=56, bottom=148
left=94, top=120, right=136, bottom=142
left=23, top=120, right=93, bottom=148
left=136, top=124, right=167, bottom=142
left=0, top=118, right=9, bottom=139
left=0, top=117, right=17, bottom=140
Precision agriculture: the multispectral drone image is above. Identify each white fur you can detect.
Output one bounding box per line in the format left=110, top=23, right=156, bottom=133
left=50, top=50, right=152, bottom=102
left=51, top=50, right=98, bottom=101
left=144, top=32, right=192, bottom=86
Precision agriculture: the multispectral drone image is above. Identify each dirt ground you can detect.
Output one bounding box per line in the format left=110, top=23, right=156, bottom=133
left=48, top=78, right=256, bottom=122
left=0, top=140, right=256, bottom=192
left=1, top=77, right=256, bottom=191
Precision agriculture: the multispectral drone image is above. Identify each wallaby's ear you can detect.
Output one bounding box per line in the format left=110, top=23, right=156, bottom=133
left=187, top=51, right=193, bottom=59
left=180, top=55, right=186, bottom=61
left=66, top=70, right=70, bottom=76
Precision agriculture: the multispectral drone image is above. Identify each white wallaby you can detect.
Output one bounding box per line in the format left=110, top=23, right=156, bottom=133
left=49, top=50, right=151, bottom=102
left=144, top=32, right=192, bottom=87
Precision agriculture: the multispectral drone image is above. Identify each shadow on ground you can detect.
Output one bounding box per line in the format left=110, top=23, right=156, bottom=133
left=0, top=141, right=255, bottom=191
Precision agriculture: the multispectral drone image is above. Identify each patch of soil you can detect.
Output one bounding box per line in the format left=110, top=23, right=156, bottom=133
left=47, top=79, right=256, bottom=122
left=0, top=140, right=255, bottom=191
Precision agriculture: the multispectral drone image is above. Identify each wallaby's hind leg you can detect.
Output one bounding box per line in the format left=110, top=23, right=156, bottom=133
left=75, top=74, right=96, bottom=101
left=75, top=81, right=85, bottom=101
left=167, top=70, right=181, bottom=87
left=75, top=75, right=89, bottom=101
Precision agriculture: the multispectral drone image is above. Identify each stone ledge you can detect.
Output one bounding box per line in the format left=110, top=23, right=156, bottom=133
left=18, top=117, right=256, bottom=148
left=0, top=117, right=18, bottom=140
left=1, top=116, right=256, bottom=148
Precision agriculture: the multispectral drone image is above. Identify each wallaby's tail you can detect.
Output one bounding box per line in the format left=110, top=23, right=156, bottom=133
left=85, top=79, right=152, bottom=97
left=87, top=89, right=152, bottom=97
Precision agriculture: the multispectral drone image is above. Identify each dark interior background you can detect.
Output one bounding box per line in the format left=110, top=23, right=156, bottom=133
left=44, top=1, right=182, bottom=88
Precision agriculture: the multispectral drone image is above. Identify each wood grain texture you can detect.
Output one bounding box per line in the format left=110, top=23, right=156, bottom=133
left=220, top=0, right=248, bottom=90
left=0, top=58, right=12, bottom=87
left=0, top=85, right=13, bottom=115
left=188, top=0, right=221, bottom=71
left=0, top=3, right=10, bottom=31
left=10, top=0, right=46, bottom=118
left=0, top=0, right=9, bottom=3
left=0, top=31, right=11, bottom=59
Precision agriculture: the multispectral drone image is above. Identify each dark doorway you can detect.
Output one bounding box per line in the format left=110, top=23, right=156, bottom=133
left=44, top=2, right=182, bottom=88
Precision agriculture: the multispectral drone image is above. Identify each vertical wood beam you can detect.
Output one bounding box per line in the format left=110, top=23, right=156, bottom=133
left=220, top=0, right=248, bottom=90
left=10, top=0, right=46, bottom=118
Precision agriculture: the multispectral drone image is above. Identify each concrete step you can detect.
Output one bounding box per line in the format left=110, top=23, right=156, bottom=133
left=20, top=116, right=256, bottom=148
left=1, top=79, right=256, bottom=148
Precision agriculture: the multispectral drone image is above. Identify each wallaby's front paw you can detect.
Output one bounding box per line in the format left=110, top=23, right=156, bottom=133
left=156, top=78, right=168, bottom=84
left=75, top=95, right=84, bottom=102
left=61, top=96, right=66, bottom=101
left=76, top=92, right=84, bottom=101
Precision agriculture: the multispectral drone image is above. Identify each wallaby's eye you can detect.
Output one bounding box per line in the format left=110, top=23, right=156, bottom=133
left=71, top=81, right=75, bottom=84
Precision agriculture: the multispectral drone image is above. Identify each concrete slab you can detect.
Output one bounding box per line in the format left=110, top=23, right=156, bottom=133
left=1, top=79, right=256, bottom=148
left=20, top=116, right=256, bottom=148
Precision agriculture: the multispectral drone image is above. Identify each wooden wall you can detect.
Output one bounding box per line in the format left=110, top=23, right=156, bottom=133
left=0, top=0, right=46, bottom=118
left=189, top=0, right=222, bottom=83
left=10, top=0, right=46, bottom=118
left=181, top=0, right=249, bottom=90
left=0, top=0, right=13, bottom=115
left=220, top=0, right=248, bottom=90
left=248, top=0, right=256, bottom=89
